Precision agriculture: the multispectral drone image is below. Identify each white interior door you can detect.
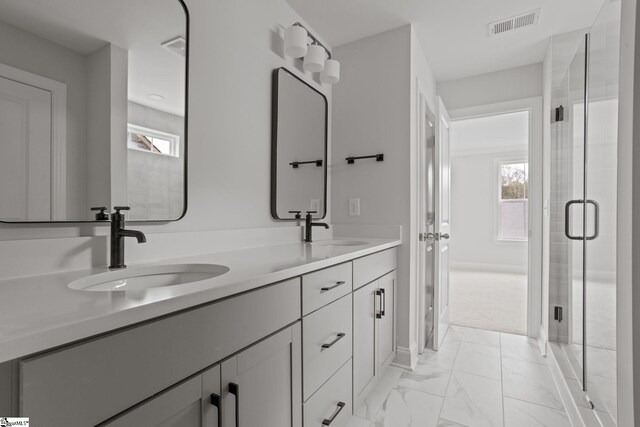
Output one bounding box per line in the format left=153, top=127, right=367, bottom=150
left=417, top=88, right=436, bottom=353
left=433, top=96, right=451, bottom=350
left=0, top=75, right=52, bottom=221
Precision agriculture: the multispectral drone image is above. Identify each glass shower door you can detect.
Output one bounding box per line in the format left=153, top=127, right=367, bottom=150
left=565, top=36, right=588, bottom=385
left=584, top=0, right=620, bottom=422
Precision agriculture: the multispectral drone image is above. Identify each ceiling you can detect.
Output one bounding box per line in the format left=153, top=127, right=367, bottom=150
left=285, top=0, right=607, bottom=81
left=0, top=0, right=186, bottom=116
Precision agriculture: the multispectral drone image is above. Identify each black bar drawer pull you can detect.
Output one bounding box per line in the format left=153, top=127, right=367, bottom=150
left=322, top=402, right=346, bottom=425
left=210, top=393, right=222, bottom=426
left=380, top=288, right=386, bottom=317
left=376, top=289, right=383, bottom=319
left=228, top=382, right=239, bottom=427
left=321, top=333, right=346, bottom=350
left=321, top=281, right=346, bottom=292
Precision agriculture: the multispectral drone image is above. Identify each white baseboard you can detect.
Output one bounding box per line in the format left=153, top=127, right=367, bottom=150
left=393, top=344, right=418, bottom=370
left=538, top=324, right=548, bottom=356
left=451, top=262, right=527, bottom=275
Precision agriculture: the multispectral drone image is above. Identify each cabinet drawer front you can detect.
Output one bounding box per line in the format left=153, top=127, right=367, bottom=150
left=353, top=248, right=397, bottom=290
left=302, top=262, right=352, bottom=315
left=304, top=359, right=352, bottom=427
left=302, top=294, right=352, bottom=401
left=20, top=278, right=301, bottom=427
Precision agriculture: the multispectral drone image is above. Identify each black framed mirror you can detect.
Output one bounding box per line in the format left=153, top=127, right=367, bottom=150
left=271, top=67, right=328, bottom=221
left=0, top=0, right=189, bottom=223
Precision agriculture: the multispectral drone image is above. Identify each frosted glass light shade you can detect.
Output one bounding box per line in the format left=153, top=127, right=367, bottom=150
left=321, top=59, right=340, bottom=84
left=304, top=44, right=326, bottom=72
left=284, top=25, right=308, bottom=58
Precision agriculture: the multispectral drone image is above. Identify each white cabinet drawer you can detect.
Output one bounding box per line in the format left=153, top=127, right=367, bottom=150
left=353, top=248, right=397, bottom=290
left=302, top=294, right=352, bottom=401
left=302, top=262, right=352, bottom=315
left=304, top=359, right=352, bottom=427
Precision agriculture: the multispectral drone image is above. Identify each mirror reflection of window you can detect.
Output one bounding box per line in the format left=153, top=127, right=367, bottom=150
left=127, top=124, right=180, bottom=157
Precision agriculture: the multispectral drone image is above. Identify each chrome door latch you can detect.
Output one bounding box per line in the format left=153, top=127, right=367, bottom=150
left=420, top=232, right=450, bottom=241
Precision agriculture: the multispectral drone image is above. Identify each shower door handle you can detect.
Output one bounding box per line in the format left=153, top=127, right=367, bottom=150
left=565, top=199, right=584, bottom=241
left=586, top=200, right=599, bottom=241
left=565, top=199, right=600, bottom=241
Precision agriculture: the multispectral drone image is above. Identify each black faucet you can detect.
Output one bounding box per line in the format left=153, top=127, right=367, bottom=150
left=110, top=206, right=146, bottom=269
left=304, top=211, right=329, bottom=243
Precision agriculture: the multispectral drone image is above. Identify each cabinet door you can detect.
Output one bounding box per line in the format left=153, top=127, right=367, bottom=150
left=221, top=324, right=302, bottom=427
left=353, top=280, right=378, bottom=401
left=103, top=375, right=203, bottom=427
left=203, top=365, right=222, bottom=427
left=377, top=271, right=396, bottom=369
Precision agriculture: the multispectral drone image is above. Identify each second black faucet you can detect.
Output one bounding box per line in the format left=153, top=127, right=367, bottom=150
left=304, top=211, right=329, bottom=243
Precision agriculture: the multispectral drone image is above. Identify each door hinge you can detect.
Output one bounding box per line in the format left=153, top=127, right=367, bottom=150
left=555, top=105, right=564, bottom=122
left=554, top=306, right=563, bottom=323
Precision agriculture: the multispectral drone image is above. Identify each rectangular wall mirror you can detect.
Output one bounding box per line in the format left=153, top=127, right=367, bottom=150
left=0, top=0, right=188, bottom=223
left=271, top=67, right=328, bottom=220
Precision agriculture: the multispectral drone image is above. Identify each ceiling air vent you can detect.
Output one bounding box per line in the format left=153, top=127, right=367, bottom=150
left=489, top=9, right=541, bottom=37
left=162, top=36, right=187, bottom=57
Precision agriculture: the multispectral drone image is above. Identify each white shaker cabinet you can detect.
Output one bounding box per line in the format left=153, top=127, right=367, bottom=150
left=221, top=323, right=302, bottom=427
left=352, top=271, right=396, bottom=411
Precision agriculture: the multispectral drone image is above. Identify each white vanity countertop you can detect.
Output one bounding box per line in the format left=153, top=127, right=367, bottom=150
left=0, top=238, right=400, bottom=363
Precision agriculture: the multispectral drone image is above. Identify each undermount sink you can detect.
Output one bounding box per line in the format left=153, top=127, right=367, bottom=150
left=68, top=264, right=230, bottom=292
left=313, top=240, right=368, bottom=247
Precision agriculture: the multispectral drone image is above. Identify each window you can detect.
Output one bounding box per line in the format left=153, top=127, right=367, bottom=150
left=498, top=161, right=528, bottom=241
left=127, top=124, right=180, bottom=157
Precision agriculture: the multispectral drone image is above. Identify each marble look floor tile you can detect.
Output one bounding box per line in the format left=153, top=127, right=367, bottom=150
left=399, top=358, right=452, bottom=396
left=589, top=375, right=617, bottom=422
left=578, top=406, right=605, bottom=427
left=594, top=410, right=617, bottom=427
left=421, top=340, right=461, bottom=370
left=566, top=378, right=603, bottom=409
left=554, top=346, right=578, bottom=380
left=455, top=326, right=501, bottom=348
left=454, top=341, right=501, bottom=379
left=437, top=418, right=469, bottom=426
left=354, top=366, right=404, bottom=420
left=373, top=386, right=443, bottom=427
left=440, top=371, right=503, bottom=427
left=345, top=415, right=374, bottom=427
left=503, top=397, right=571, bottom=427
left=502, top=358, right=564, bottom=410
left=500, top=333, right=546, bottom=365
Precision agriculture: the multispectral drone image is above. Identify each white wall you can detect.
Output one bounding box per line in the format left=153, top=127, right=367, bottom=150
left=332, top=24, right=437, bottom=367
left=0, top=0, right=330, bottom=240
left=438, top=63, right=543, bottom=110
left=450, top=150, right=529, bottom=273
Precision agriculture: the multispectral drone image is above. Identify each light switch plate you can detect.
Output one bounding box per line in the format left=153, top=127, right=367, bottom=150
left=349, top=199, right=360, bottom=216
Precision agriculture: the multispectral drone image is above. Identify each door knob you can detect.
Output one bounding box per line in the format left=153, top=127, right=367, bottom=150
left=441, top=233, right=450, bottom=240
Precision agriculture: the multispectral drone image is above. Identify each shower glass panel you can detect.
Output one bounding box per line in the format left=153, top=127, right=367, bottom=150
left=585, top=0, right=620, bottom=421
left=566, top=37, right=587, bottom=384
left=560, top=0, right=620, bottom=424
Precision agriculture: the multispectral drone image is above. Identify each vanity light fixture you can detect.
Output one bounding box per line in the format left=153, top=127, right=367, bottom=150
left=284, top=25, right=308, bottom=58
left=284, top=22, right=340, bottom=84
left=304, top=43, right=326, bottom=73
